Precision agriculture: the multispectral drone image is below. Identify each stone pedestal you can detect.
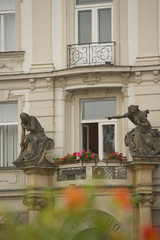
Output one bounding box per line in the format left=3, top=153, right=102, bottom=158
left=21, top=165, right=56, bottom=223
left=128, top=157, right=160, bottom=240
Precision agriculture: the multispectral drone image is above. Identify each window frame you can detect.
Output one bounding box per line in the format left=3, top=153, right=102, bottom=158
left=80, top=98, right=117, bottom=160
left=75, top=1, right=113, bottom=44
left=0, top=102, right=18, bottom=167
left=0, top=0, right=21, bottom=52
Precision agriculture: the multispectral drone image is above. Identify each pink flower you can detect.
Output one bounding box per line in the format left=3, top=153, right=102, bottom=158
left=81, top=149, right=86, bottom=154
left=91, top=155, right=94, bottom=159
left=86, top=155, right=89, bottom=158
left=78, top=152, right=82, bottom=157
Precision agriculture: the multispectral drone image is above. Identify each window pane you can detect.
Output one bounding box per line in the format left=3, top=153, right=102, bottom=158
left=0, top=102, right=18, bottom=123
left=0, top=17, right=1, bottom=51
left=0, top=125, right=17, bottom=166
left=99, top=8, right=111, bottom=42
left=0, top=0, right=15, bottom=11
left=76, top=0, right=112, bottom=5
left=78, top=10, right=91, bottom=44
left=82, top=99, right=116, bottom=120
left=103, top=124, right=115, bottom=158
left=82, top=123, right=98, bottom=153
left=5, top=13, right=15, bottom=50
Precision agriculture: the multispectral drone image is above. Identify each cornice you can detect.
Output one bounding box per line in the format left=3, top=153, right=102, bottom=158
left=0, top=64, right=159, bottom=82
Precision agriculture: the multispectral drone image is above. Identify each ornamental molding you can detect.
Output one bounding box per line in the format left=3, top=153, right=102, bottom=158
left=23, top=196, right=47, bottom=208
left=83, top=73, right=102, bottom=85
left=29, top=78, right=36, bottom=91
left=153, top=70, right=160, bottom=83
left=121, top=72, right=130, bottom=86
left=63, top=90, right=72, bottom=100
left=139, top=193, right=157, bottom=207
left=46, top=77, right=53, bottom=90
left=135, top=71, right=142, bottom=84
left=121, top=72, right=130, bottom=98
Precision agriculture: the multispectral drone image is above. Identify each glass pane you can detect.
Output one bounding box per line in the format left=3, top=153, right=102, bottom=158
left=76, top=0, right=112, bottom=5
left=5, top=13, right=15, bottom=50
left=82, top=99, right=116, bottom=120
left=0, top=102, right=18, bottom=123
left=0, top=17, right=1, bottom=51
left=82, top=123, right=98, bottom=153
left=99, top=8, right=111, bottom=42
left=0, top=125, right=17, bottom=166
left=78, top=10, right=91, bottom=44
left=103, top=124, right=115, bottom=158
left=0, top=0, right=15, bottom=11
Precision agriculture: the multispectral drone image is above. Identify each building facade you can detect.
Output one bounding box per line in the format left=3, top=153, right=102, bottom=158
left=0, top=0, right=160, bottom=238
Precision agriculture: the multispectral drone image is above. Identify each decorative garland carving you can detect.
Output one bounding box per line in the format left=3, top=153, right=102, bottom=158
left=83, top=73, right=101, bottom=85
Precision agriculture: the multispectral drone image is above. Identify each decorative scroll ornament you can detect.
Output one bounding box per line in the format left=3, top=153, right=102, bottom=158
left=29, top=78, right=36, bottom=91
left=135, top=71, right=142, bottom=84
left=46, top=77, right=53, bottom=90
left=83, top=73, right=101, bottom=85
left=121, top=72, right=130, bottom=98
left=63, top=90, right=72, bottom=100
left=153, top=70, right=159, bottom=83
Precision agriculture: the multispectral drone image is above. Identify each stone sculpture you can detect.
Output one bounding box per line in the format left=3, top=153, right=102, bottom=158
left=14, top=112, right=54, bottom=165
left=107, top=105, right=160, bottom=156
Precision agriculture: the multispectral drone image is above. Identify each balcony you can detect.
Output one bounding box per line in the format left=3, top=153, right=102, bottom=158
left=67, top=42, right=116, bottom=68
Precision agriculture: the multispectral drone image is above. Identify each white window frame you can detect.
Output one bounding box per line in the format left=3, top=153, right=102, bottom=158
left=0, top=9, right=15, bottom=51
left=98, top=120, right=117, bottom=160
left=75, top=2, right=114, bottom=43
left=0, top=122, right=18, bottom=167
left=81, top=119, right=117, bottom=160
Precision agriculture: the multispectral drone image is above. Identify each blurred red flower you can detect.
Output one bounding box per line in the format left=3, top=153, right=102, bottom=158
left=112, top=188, right=133, bottom=210
left=141, top=225, right=160, bottom=240
left=64, top=187, right=87, bottom=211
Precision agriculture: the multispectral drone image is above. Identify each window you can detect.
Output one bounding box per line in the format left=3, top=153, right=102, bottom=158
left=0, top=102, right=18, bottom=167
left=0, top=0, right=15, bottom=51
left=76, top=0, right=113, bottom=44
left=81, top=98, right=117, bottom=160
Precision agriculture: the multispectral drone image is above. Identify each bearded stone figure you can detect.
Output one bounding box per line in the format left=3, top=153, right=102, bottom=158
left=107, top=105, right=160, bottom=157
left=14, top=113, right=54, bottom=165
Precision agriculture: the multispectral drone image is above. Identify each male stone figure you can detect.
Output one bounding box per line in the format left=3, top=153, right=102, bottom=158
left=107, top=105, right=160, bottom=156
left=14, top=113, right=54, bottom=165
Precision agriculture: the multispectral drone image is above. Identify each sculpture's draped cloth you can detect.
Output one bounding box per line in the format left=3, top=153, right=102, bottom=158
left=15, top=113, right=54, bottom=164
left=108, top=105, right=160, bottom=157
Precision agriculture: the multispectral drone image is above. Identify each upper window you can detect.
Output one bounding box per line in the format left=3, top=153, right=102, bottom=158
left=81, top=98, right=117, bottom=160
left=76, top=0, right=113, bottom=44
left=0, top=102, right=18, bottom=167
left=0, top=0, right=15, bottom=51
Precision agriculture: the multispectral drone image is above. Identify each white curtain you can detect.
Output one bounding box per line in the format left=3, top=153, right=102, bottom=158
left=0, top=102, right=18, bottom=166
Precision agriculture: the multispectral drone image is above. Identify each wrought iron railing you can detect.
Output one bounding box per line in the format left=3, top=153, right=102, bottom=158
left=67, top=42, right=116, bottom=68
left=57, top=165, right=127, bottom=182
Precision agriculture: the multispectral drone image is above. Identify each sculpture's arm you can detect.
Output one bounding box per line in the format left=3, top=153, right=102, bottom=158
left=27, top=117, right=36, bottom=131
left=20, top=125, right=25, bottom=148
left=106, top=113, right=129, bottom=120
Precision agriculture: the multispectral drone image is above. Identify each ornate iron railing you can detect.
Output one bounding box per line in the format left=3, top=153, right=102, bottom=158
left=57, top=167, right=86, bottom=181
left=92, top=166, right=127, bottom=180
left=57, top=165, right=127, bottom=181
left=67, top=42, right=116, bottom=68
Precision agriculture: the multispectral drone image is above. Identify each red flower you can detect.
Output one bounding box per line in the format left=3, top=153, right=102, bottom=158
left=63, top=187, right=87, bottom=211
left=141, top=225, right=160, bottom=240
left=113, top=188, right=132, bottom=210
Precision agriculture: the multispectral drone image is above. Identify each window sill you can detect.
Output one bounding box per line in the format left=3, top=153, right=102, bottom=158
left=0, top=51, right=25, bottom=73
